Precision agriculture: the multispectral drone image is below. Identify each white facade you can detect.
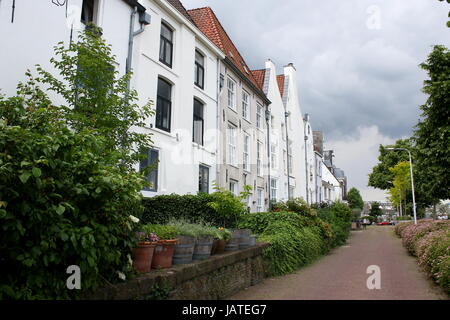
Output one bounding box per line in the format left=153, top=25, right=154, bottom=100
left=0, top=0, right=132, bottom=97
left=322, top=162, right=343, bottom=203
left=131, top=0, right=224, bottom=197
left=303, top=115, right=316, bottom=204
left=261, top=60, right=308, bottom=203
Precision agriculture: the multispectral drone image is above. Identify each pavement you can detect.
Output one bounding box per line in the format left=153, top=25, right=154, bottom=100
left=229, top=226, right=449, bottom=300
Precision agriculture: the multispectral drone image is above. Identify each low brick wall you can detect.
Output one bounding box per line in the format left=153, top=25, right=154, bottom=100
left=85, top=243, right=269, bottom=300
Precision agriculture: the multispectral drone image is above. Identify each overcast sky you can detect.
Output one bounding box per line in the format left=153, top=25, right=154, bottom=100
left=183, top=0, right=449, bottom=201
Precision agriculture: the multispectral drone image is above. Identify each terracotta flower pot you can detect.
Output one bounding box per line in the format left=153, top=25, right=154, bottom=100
left=152, top=239, right=178, bottom=269
left=132, top=242, right=156, bottom=273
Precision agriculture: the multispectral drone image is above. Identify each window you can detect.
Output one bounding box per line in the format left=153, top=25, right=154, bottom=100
left=289, top=186, right=295, bottom=200
left=159, top=22, right=173, bottom=67
left=199, top=165, right=209, bottom=193
left=256, top=103, right=263, bottom=129
left=257, top=141, right=263, bottom=176
left=257, top=188, right=264, bottom=212
left=193, top=99, right=204, bottom=145
left=242, top=90, right=250, bottom=120
left=227, top=77, right=236, bottom=110
left=243, top=133, right=251, bottom=172
left=270, top=178, right=278, bottom=201
left=281, top=123, right=286, bottom=141
left=156, top=78, right=172, bottom=132
left=194, top=50, right=205, bottom=89
left=270, top=143, right=277, bottom=170
left=283, top=150, right=287, bottom=174
left=81, top=0, right=96, bottom=25
left=229, top=179, right=238, bottom=195
left=228, top=124, right=237, bottom=166
left=140, top=149, right=159, bottom=192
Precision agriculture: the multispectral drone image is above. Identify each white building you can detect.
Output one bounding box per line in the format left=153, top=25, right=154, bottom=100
left=322, top=162, right=343, bottom=203
left=130, top=0, right=225, bottom=197
left=303, top=114, right=316, bottom=205
left=189, top=7, right=271, bottom=212
left=0, top=0, right=141, bottom=96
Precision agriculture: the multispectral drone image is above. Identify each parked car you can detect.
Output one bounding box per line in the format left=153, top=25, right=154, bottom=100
left=377, top=221, right=393, bottom=226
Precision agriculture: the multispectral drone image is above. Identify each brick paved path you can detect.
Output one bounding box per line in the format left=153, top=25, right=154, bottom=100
left=230, top=226, right=448, bottom=300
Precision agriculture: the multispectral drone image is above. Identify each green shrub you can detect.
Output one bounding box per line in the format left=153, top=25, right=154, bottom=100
left=238, top=211, right=313, bottom=235
left=317, top=202, right=352, bottom=248
left=259, top=221, right=325, bottom=276
left=0, top=105, right=144, bottom=300
left=272, top=198, right=316, bottom=217
left=143, top=225, right=179, bottom=240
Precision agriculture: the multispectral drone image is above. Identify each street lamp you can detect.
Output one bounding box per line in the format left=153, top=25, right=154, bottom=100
left=386, top=147, right=417, bottom=225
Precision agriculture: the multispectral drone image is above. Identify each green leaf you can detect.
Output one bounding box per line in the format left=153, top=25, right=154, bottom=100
left=19, top=172, right=31, bottom=184
left=56, top=205, right=65, bottom=215
left=32, top=167, right=42, bottom=178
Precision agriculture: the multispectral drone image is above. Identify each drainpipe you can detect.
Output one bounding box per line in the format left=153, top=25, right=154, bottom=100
left=303, top=116, right=309, bottom=204
left=215, top=58, right=222, bottom=190
left=126, top=7, right=148, bottom=89
left=285, top=111, right=291, bottom=200
left=265, top=108, right=272, bottom=210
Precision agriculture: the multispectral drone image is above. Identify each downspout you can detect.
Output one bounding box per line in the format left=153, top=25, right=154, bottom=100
left=265, top=108, right=272, bottom=210
left=215, top=57, right=221, bottom=191
left=284, top=111, right=291, bottom=200
left=303, top=118, right=309, bottom=204
left=126, top=7, right=146, bottom=89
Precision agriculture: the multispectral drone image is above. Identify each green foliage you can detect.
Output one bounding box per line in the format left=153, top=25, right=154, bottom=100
left=271, top=198, right=316, bottom=217
left=414, top=45, right=450, bottom=202
left=238, top=211, right=313, bottom=235
left=316, top=202, right=352, bottom=248
left=0, top=27, right=152, bottom=299
left=141, top=193, right=230, bottom=226
left=369, top=202, right=383, bottom=218
left=207, top=184, right=252, bottom=228
left=143, top=283, right=172, bottom=300
left=143, top=224, right=179, bottom=241
left=388, top=161, right=411, bottom=208
left=259, top=221, right=325, bottom=276
left=347, top=187, right=364, bottom=210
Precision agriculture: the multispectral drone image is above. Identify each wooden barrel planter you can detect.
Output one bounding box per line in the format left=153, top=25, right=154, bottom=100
left=173, top=236, right=196, bottom=265
left=211, top=239, right=227, bottom=255
left=238, top=229, right=252, bottom=250
left=132, top=242, right=156, bottom=273
left=152, top=239, right=177, bottom=269
left=249, top=235, right=257, bottom=247
left=225, top=230, right=241, bottom=252
left=193, top=236, right=214, bottom=261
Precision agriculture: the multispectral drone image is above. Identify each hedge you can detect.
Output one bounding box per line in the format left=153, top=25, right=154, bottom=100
left=141, top=193, right=246, bottom=228
left=395, top=220, right=450, bottom=293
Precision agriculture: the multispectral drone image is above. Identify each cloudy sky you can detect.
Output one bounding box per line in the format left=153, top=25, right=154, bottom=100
left=183, top=0, right=449, bottom=201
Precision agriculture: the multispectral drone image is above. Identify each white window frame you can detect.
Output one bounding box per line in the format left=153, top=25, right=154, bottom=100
left=242, top=90, right=250, bottom=121
left=270, top=178, right=278, bottom=201
left=270, top=143, right=277, bottom=170
left=288, top=143, right=293, bottom=175
left=228, top=124, right=237, bottom=166
left=243, top=133, right=251, bottom=172
left=257, top=141, right=263, bottom=177
left=256, top=103, right=263, bottom=129
left=230, top=179, right=238, bottom=196
left=257, top=188, right=264, bottom=212
left=227, top=77, right=237, bottom=110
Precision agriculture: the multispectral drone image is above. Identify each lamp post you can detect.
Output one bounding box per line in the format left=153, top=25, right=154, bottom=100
left=386, top=147, right=417, bottom=225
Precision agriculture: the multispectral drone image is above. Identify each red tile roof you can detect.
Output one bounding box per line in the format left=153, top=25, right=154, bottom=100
left=187, top=7, right=261, bottom=91
left=166, top=0, right=196, bottom=24
left=277, top=75, right=286, bottom=97
left=251, top=69, right=266, bottom=91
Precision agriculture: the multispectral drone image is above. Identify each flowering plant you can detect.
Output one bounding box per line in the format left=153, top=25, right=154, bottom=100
left=135, top=231, right=158, bottom=244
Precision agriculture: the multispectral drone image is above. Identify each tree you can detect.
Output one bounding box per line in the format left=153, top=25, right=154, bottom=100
left=437, top=0, right=450, bottom=28
left=388, top=161, right=411, bottom=216
left=347, top=187, right=364, bottom=210
left=369, top=202, right=383, bottom=219
left=0, top=27, right=153, bottom=299
left=413, top=45, right=450, bottom=202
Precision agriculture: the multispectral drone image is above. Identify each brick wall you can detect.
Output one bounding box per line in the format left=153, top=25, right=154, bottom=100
left=85, top=243, right=269, bottom=300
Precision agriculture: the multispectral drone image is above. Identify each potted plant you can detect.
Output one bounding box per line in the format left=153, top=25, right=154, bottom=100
left=144, top=224, right=179, bottom=269
left=132, top=231, right=158, bottom=273
left=168, top=220, right=198, bottom=265
left=211, top=227, right=232, bottom=255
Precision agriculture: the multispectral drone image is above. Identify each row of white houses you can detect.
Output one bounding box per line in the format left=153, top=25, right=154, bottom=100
left=0, top=0, right=347, bottom=212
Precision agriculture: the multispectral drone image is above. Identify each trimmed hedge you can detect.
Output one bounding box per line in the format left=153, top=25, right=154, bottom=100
left=395, top=220, right=450, bottom=293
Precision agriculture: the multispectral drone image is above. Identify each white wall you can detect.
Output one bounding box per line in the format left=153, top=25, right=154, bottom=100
left=132, top=0, right=223, bottom=197
left=0, top=0, right=131, bottom=97
left=322, top=162, right=342, bottom=202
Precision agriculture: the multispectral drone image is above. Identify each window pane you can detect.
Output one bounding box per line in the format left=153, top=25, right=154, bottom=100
left=161, top=23, right=172, bottom=41
left=140, top=149, right=159, bottom=192
left=195, top=50, right=204, bottom=66
left=157, top=78, right=171, bottom=99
